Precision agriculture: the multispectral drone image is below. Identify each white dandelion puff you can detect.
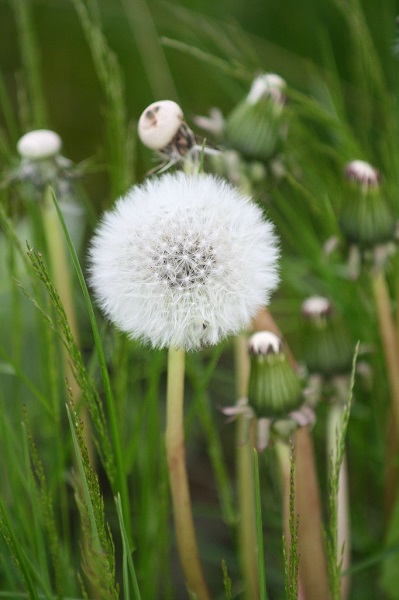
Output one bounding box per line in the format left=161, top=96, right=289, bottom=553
left=88, top=172, right=280, bottom=350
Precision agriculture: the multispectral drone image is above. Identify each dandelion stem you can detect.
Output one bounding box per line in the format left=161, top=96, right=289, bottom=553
left=294, top=426, right=331, bottom=600
left=234, top=333, right=260, bottom=600
left=371, top=269, right=399, bottom=521
left=165, top=347, right=210, bottom=600
left=42, top=186, right=94, bottom=464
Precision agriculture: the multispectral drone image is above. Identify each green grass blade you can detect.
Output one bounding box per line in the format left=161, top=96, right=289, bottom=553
left=0, top=497, right=41, bottom=600
left=115, top=494, right=142, bottom=600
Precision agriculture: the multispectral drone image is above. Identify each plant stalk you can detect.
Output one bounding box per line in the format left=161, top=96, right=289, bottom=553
left=294, top=426, right=331, bottom=600
left=234, top=333, right=260, bottom=600
left=371, top=269, right=399, bottom=521
left=327, top=400, right=351, bottom=600
left=165, top=347, right=210, bottom=600
left=252, top=307, right=330, bottom=598
left=42, top=186, right=94, bottom=464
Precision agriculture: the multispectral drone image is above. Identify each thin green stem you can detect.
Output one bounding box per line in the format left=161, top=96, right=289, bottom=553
left=165, top=347, right=210, bottom=600
left=10, top=0, right=47, bottom=127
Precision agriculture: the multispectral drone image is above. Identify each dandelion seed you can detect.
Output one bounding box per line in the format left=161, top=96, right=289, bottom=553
left=89, top=172, right=279, bottom=350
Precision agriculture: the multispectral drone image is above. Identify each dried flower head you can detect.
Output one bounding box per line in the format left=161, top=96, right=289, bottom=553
left=138, top=100, right=219, bottom=173
left=17, top=130, right=62, bottom=160
left=138, top=100, right=184, bottom=150
left=89, top=172, right=279, bottom=350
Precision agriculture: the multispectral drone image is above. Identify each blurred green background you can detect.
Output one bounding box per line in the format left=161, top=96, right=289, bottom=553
left=1, top=0, right=398, bottom=192
left=2, top=1, right=399, bottom=599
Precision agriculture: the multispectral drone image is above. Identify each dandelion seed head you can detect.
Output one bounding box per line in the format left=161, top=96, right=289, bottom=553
left=138, top=100, right=184, bottom=150
left=89, top=172, right=279, bottom=350
left=17, top=130, right=62, bottom=160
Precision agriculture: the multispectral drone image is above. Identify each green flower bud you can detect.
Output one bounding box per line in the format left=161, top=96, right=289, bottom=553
left=225, top=73, right=286, bottom=161
left=248, top=331, right=303, bottom=418
left=339, top=160, right=394, bottom=247
left=300, top=296, right=354, bottom=377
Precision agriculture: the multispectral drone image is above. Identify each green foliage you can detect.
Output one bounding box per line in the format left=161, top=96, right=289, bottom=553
left=1, top=0, right=399, bottom=598
left=325, top=344, right=359, bottom=599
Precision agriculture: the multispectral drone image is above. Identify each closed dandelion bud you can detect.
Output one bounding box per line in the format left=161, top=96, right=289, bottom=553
left=225, top=73, right=286, bottom=161
left=248, top=331, right=303, bottom=418
left=301, top=296, right=353, bottom=377
left=339, top=160, right=394, bottom=247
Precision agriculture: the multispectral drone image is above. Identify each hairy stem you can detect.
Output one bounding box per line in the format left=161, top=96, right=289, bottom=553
left=166, top=347, right=210, bottom=600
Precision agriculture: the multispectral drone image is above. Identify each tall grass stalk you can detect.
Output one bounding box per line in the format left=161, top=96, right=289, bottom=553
left=51, top=192, right=133, bottom=544
left=326, top=344, right=358, bottom=600
left=121, top=0, right=179, bottom=101
left=327, top=401, right=351, bottom=600
left=9, top=0, right=47, bottom=128
left=41, top=186, right=94, bottom=464
left=165, top=347, right=210, bottom=600
left=279, top=442, right=301, bottom=600
left=71, top=0, right=133, bottom=197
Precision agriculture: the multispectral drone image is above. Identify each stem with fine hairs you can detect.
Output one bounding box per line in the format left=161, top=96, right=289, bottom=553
left=165, top=347, right=210, bottom=600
